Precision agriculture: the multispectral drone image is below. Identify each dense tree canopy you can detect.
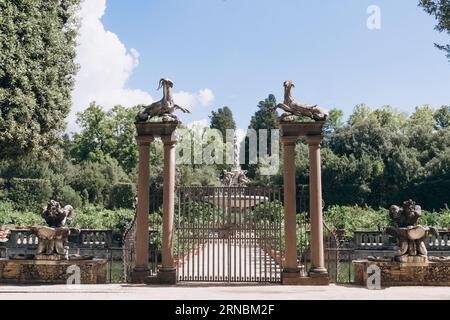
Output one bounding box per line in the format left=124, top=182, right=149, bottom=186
left=0, top=0, right=80, bottom=159
left=250, top=103, right=450, bottom=210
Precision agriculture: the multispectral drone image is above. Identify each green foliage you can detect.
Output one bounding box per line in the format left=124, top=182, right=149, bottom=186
left=8, top=178, right=52, bottom=211
left=69, top=205, right=135, bottom=241
left=210, top=107, right=236, bottom=138
left=434, top=105, right=450, bottom=129
left=0, top=0, right=81, bottom=159
left=419, top=0, right=450, bottom=61
left=324, top=108, right=344, bottom=134
left=110, top=183, right=135, bottom=209
left=67, top=157, right=130, bottom=207
left=54, top=185, right=82, bottom=209
left=250, top=103, right=450, bottom=210
left=177, top=165, right=221, bottom=186
left=245, top=94, right=279, bottom=177
left=324, top=206, right=390, bottom=238
left=70, top=104, right=141, bottom=174
left=0, top=201, right=45, bottom=227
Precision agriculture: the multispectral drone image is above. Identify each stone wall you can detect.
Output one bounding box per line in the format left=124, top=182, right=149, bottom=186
left=0, top=258, right=107, bottom=284
left=354, top=260, right=450, bottom=287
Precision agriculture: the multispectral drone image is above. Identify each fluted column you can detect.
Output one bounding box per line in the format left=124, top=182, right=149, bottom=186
left=306, top=135, right=328, bottom=276
left=132, top=137, right=152, bottom=283
left=281, top=136, right=299, bottom=276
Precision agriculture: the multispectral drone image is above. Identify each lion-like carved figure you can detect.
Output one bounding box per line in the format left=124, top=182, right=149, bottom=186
left=385, top=200, right=439, bottom=260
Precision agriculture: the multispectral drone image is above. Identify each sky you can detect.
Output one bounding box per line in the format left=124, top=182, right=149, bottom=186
left=70, top=0, right=450, bottom=133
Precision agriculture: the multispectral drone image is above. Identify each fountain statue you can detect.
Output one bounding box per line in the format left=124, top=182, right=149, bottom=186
left=353, top=199, right=450, bottom=287
left=30, top=200, right=75, bottom=261
left=222, top=135, right=250, bottom=188
left=0, top=200, right=107, bottom=284
left=385, top=199, right=439, bottom=264
left=203, top=134, right=267, bottom=226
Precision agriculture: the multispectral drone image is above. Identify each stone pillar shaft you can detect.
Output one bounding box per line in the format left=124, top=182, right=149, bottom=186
left=161, top=137, right=176, bottom=272
left=307, top=135, right=327, bottom=275
left=282, top=137, right=299, bottom=273
left=132, top=139, right=151, bottom=282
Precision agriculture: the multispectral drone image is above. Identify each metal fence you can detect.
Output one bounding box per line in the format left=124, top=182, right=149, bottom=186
left=176, top=186, right=283, bottom=283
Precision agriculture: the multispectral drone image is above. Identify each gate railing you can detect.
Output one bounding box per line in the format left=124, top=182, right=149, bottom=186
left=176, top=186, right=283, bottom=283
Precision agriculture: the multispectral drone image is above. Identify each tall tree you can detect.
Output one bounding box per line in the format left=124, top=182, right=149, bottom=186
left=0, top=0, right=80, bottom=159
left=244, top=94, right=279, bottom=177
left=209, top=106, right=236, bottom=137
left=419, top=0, right=450, bottom=61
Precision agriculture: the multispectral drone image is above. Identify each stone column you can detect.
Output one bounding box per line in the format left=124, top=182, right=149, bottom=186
left=306, top=135, right=328, bottom=276
left=281, top=136, right=300, bottom=278
left=159, top=135, right=177, bottom=284
left=132, top=137, right=152, bottom=283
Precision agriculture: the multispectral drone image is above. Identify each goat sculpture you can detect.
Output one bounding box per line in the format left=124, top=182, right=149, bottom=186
left=136, top=78, right=190, bottom=122
left=272, top=80, right=328, bottom=121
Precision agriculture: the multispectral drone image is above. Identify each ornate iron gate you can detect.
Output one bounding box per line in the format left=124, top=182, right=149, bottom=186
left=176, top=186, right=283, bottom=283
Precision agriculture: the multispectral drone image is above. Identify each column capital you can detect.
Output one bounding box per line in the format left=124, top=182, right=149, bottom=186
left=305, top=135, right=323, bottom=146
left=136, top=136, right=154, bottom=145
left=280, top=136, right=299, bottom=146
left=161, top=134, right=177, bottom=145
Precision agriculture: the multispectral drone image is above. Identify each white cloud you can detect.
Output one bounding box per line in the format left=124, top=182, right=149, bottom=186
left=70, top=0, right=215, bottom=132
left=70, top=0, right=153, bottom=132
left=173, top=89, right=215, bottom=110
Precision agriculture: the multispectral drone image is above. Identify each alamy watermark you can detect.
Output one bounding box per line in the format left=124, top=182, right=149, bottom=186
left=66, top=265, right=81, bottom=288
left=366, top=264, right=381, bottom=290
left=175, top=128, right=280, bottom=176
left=367, top=5, right=381, bottom=30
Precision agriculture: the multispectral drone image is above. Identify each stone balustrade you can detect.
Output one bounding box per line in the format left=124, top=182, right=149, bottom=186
left=6, top=229, right=113, bottom=249
left=354, top=230, right=450, bottom=251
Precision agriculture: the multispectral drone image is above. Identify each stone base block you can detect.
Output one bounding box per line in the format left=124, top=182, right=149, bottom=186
left=0, top=258, right=107, bottom=284
left=395, top=255, right=428, bottom=267
left=146, top=269, right=177, bottom=285
left=130, top=267, right=149, bottom=284
left=282, top=271, right=329, bottom=285
left=35, top=254, right=66, bottom=261
left=354, top=260, right=450, bottom=287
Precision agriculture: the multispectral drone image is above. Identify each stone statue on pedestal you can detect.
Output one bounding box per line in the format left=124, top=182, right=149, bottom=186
left=136, top=78, right=190, bottom=123
left=31, top=200, right=75, bottom=261
left=385, top=199, right=439, bottom=264
left=271, top=80, right=328, bottom=122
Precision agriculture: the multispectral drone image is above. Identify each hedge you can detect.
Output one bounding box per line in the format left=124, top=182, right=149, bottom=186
left=110, top=183, right=135, bottom=209
left=8, top=178, right=52, bottom=211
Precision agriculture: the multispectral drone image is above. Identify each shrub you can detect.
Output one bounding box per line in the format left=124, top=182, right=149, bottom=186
left=110, top=183, right=135, bottom=209
left=0, top=178, right=6, bottom=200
left=68, top=157, right=130, bottom=207
left=0, top=201, right=45, bottom=227
left=324, top=205, right=390, bottom=239
left=69, top=205, right=135, bottom=241
left=54, top=185, right=83, bottom=209
left=436, top=207, right=450, bottom=229
left=8, top=178, right=53, bottom=211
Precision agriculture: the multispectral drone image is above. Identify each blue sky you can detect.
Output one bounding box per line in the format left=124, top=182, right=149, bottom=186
left=71, top=0, right=450, bottom=130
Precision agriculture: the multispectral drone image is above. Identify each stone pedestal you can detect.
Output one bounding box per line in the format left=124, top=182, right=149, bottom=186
left=0, top=258, right=107, bottom=284
left=133, top=121, right=179, bottom=284
left=354, top=260, right=450, bottom=287
left=279, top=121, right=329, bottom=285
